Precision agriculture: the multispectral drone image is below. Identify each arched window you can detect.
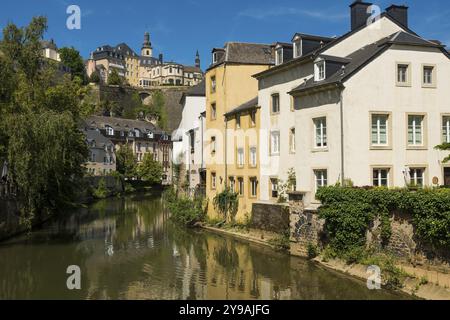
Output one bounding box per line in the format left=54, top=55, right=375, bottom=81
left=134, top=128, right=141, bottom=138
left=105, top=126, right=114, bottom=136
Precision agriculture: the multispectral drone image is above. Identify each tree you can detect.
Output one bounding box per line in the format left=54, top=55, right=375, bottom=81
left=137, top=153, right=163, bottom=185
left=58, top=47, right=86, bottom=83
left=116, top=144, right=137, bottom=179
left=435, top=143, right=450, bottom=163
left=0, top=17, right=89, bottom=225
left=108, top=69, right=123, bottom=86
left=89, top=70, right=100, bottom=84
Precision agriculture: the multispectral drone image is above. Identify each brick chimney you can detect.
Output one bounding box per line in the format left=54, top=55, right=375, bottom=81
left=350, top=1, right=373, bottom=31
left=386, top=4, right=409, bottom=28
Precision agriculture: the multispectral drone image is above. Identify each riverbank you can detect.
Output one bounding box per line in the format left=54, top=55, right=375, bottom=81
left=201, top=224, right=450, bottom=300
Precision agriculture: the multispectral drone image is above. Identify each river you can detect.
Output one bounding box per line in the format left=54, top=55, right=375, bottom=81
left=0, top=194, right=410, bottom=300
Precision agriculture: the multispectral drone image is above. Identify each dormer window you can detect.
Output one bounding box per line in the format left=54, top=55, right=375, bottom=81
left=148, top=131, right=154, bottom=139
left=293, top=38, right=302, bottom=58
left=314, top=60, right=326, bottom=81
left=275, top=48, right=283, bottom=66
left=105, top=126, right=114, bottom=136
left=212, top=52, right=218, bottom=64
left=134, top=129, right=141, bottom=138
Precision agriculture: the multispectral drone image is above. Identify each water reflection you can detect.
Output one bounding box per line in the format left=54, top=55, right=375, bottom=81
left=0, top=194, right=410, bottom=300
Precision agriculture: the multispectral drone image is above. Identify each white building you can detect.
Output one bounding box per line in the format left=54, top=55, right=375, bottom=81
left=256, top=2, right=450, bottom=207
left=172, top=81, right=206, bottom=192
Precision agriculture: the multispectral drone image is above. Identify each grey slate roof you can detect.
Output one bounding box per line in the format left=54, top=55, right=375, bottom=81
left=291, top=33, right=335, bottom=43
left=84, top=129, right=113, bottom=148
left=225, top=97, right=258, bottom=117
left=86, top=115, right=162, bottom=134
left=179, top=81, right=205, bottom=104
left=208, top=42, right=274, bottom=70
left=183, top=65, right=202, bottom=73
left=41, top=40, right=58, bottom=51
left=290, top=31, right=446, bottom=95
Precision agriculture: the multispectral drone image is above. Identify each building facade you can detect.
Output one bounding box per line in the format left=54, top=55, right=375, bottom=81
left=84, top=129, right=117, bottom=176
left=84, top=116, right=173, bottom=185
left=205, top=42, right=274, bottom=222
left=86, top=32, right=203, bottom=88
left=173, top=81, right=207, bottom=194
left=254, top=2, right=450, bottom=207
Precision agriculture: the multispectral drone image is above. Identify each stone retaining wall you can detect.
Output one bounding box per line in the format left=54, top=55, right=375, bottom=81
left=251, top=202, right=290, bottom=234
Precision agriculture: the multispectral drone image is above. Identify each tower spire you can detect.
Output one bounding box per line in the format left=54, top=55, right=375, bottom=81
left=195, top=50, right=201, bottom=69
left=141, top=32, right=153, bottom=57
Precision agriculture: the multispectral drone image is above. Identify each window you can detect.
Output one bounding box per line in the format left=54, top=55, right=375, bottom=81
left=422, top=65, right=435, bottom=87
left=106, top=126, right=114, bottom=136
left=250, top=110, right=256, bottom=127
left=270, top=179, right=279, bottom=198
left=210, top=76, right=216, bottom=93
left=229, top=177, right=235, bottom=192
left=371, top=114, right=389, bottom=146
left=315, top=61, right=325, bottom=81
left=397, top=63, right=410, bottom=85
left=409, top=168, right=425, bottom=187
left=314, top=117, right=327, bottom=148
left=236, top=114, right=241, bottom=129
left=250, top=147, right=257, bottom=167
left=275, top=48, right=283, bottom=65
left=408, top=115, right=424, bottom=146
left=211, top=104, right=217, bottom=120
left=373, top=168, right=390, bottom=187
left=211, top=136, right=216, bottom=154
left=137, top=143, right=142, bottom=152
left=134, top=129, right=141, bottom=138
left=293, top=38, right=302, bottom=58
left=443, top=116, right=450, bottom=143
left=314, top=170, right=328, bottom=192
left=271, top=94, right=280, bottom=114
left=237, top=148, right=245, bottom=168
left=211, top=172, right=217, bottom=190
left=212, top=52, right=218, bottom=64
left=238, top=177, right=244, bottom=196
left=271, top=131, right=280, bottom=155
left=250, top=178, right=258, bottom=198
left=289, top=128, right=296, bottom=153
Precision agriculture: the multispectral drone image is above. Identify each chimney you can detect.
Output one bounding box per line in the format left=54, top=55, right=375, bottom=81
left=350, top=1, right=373, bottom=31
left=159, top=53, right=163, bottom=63
left=386, top=4, right=408, bottom=28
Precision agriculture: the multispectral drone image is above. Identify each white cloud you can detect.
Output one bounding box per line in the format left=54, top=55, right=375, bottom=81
left=238, top=7, right=348, bottom=21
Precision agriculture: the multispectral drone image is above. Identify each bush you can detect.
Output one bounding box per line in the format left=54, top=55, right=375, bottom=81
left=307, top=243, right=319, bottom=259
left=317, top=187, right=450, bottom=253
left=213, top=188, right=239, bottom=222
left=268, top=232, right=290, bottom=252
left=92, top=178, right=109, bottom=199
left=166, top=190, right=205, bottom=227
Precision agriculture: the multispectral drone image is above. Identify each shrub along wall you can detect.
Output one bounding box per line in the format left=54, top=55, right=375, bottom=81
left=291, top=187, right=450, bottom=265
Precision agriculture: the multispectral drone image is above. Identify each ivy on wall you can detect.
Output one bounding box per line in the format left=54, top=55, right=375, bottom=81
left=316, top=187, right=450, bottom=254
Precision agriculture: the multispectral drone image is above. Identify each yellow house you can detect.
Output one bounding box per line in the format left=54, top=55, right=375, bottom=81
left=205, top=42, right=274, bottom=222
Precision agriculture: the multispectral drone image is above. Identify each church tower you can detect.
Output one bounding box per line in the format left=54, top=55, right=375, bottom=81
left=195, top=50, right=201, bottom=69
left=141, top=32, right=153, bottom=57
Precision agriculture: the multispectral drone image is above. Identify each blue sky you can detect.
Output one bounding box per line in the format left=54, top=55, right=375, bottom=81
left=0, top=0, right=449, bottom=68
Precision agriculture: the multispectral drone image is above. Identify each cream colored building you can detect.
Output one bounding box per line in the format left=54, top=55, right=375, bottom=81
left=205, top=42, right=274, bottom=222
left=255, top=2, right=450, bottom=207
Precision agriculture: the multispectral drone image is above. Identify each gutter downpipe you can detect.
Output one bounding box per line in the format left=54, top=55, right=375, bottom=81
left=339, top=84, right=345, bottom=186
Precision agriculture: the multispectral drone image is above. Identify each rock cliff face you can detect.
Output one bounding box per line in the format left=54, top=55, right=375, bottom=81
left=90, top=84, right=188, bottom=133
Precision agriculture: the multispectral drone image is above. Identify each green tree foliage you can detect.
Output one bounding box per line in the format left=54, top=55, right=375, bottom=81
left=107, top=69, right=123, bottom=86
left=435, top=142, right=450, bottom=163
left=137, top=153, right=163, bottom=185
left=88, top=71, right=100, bottom=84
left=0, top=17, right=89, bottom=224
left=213, top=188, right=239, bottom=223
left=58, top=47, right=86, bottom=83
left=116, top=144, right=137, bottom=179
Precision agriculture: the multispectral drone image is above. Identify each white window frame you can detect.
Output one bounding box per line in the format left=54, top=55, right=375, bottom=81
left=408, top=115, right=424, bottom=146
left=289, top=128, right=296, bottom=153
left=270, top=178, right=279, bottom=199
left=314, top=170, right=328, bottom=192
left=250, top=178, right=258, bottom=198
left=396, top=62, right=411, bottom=86
left=371, top=114, right=389, bottom=146
left=442, top=116, right=450, bottom=143
left=293, top=38, right=302, bottom=58
left=270, top=131, right=280, bottom=155
left=271, top=94, right=280, bottom=114
left=237, top=148, right=245, bottom=168
left=314, top=117, right=327, bottom=149
left=315, top=60, right=325, bottom=81
left=373, top=168, right=390, bottom=188
left=275, top=48, right=283, bottom=66
left=106, top=126, right=114, bottom=136
left=238, top=177, right=244, bottom=196
left=409, top=168, right=425, bottom=187
left=250, top=146, right=257, bottom=167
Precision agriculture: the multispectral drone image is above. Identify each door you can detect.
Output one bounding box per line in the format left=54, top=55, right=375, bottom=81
left=444, top=168, right=450, bottom=186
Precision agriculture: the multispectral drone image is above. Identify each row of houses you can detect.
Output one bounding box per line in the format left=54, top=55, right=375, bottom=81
left=82, top=116, right=173, bottom=184
left=86, top=32, right=204, bottom=88
left=173, top=1, right=450, bottom=221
